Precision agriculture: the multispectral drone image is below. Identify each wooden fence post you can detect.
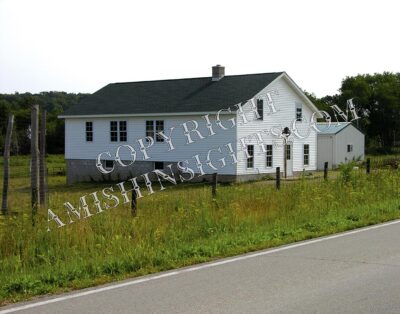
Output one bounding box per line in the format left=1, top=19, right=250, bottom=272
left=39, top=109, right=47, bottom=207
left=366, top=158, right=371, bottom=174
left=1, top=115, right=14, bottom=214
left=212, top=172, right=218, bottom=198
left=276, top=167, right=280, bottom=190
left=31, top=105, right=40, bottom=226
left=131, top=190, right=137, bottom=216
left=324, top=162, right=328, bottom=181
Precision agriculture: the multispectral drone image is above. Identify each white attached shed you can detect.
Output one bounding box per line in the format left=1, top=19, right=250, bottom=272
left=317, top=123, right=365, bottom=170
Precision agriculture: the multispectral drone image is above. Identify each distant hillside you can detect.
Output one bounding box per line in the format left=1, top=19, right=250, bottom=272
left=0, top=92, right=89, bottom=154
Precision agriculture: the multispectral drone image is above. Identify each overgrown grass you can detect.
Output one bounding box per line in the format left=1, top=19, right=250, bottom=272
left=0, top=155, right=399, bottom=305
left=0, top=154, right=65, bottom=178
left=367, top=154, right=400, bottom=169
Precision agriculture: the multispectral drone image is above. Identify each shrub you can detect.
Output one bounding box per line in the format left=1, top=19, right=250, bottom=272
left=338, top=162, right=356, bottom=184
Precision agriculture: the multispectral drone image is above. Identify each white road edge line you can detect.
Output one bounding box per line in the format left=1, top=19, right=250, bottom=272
left=1, top=219, right=400, bottom=314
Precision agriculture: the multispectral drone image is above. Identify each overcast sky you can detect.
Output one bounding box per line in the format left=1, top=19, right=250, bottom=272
left=0, top=0, right=399, bottom=97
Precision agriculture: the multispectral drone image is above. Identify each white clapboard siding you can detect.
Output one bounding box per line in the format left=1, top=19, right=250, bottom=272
left=65, top=114, right=237, bottom=175
left=65, top=74, right=319, bottom=178
left=317, top=124, right=365, bottom=169
left=236, top=75, right=318, bottom=175
left=317, top=135, right=334, bottom=170
left=334, top=124, right=365, bottom=164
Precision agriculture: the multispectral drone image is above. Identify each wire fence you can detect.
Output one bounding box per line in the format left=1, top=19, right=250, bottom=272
left=0, top=166, right=66, bottom=178
left=1, top=154, right=400, bottom=183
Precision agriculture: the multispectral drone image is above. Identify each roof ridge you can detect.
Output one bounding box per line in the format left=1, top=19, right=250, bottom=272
left=111, top=72, right=284, bottom=85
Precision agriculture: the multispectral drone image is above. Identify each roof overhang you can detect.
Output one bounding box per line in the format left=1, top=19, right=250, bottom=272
left=58, top=110, right=235, bottom=119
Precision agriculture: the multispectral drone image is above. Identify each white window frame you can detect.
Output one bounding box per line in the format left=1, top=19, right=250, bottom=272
left=347, top=144, right=353, bottom=152
left=256, top=99, right=263, bottom=120
left=110, top=121, right=127, bottom=142
left=155, top=120, right=165, bottom=142
left=119, top=121, right=127, bottom=142
left=146, top=120, right=164, bottom=142
left=246, top=145, right=254, bottom=169
left=110, top=121, right=118, bottom=142
left=303, top=144, right=309, bottom=166
left=85, top=121, right=93, bottom=142
left=266, top=144, right=273, bottom=167
left=295, top=103, right=303, bottom=122
left=146, top=120, right=154, bottom=142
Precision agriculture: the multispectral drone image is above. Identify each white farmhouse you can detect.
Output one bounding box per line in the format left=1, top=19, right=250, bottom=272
left=316, top=122, right=365, bottom=170
left=60, top=66, right=321, bottom=184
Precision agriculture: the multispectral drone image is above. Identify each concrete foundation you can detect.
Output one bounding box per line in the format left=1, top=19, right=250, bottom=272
left=66, top=159, right=239, bottom=184
left=66, top=159, right=314, bottom=185
left=66, top=159, right=157, bottom=184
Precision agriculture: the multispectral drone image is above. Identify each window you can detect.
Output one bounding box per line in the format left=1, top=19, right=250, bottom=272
left=266, top=144, right=273, bottom=167
left=119, top=121, right=127, bottom=142
left=155, top=120, right=164, bottom=142
left=146, top=120, right=154, bottom=141
left=85, top=121, right=93, bottom=142
left=256, top=99, right=263, bottom=120
left=154, top=161, right=164, bottom=170
left=286, top=144, right=291, bottom=160
left=110, top=121, right=126, bottom=142
left=296, top=104, right=303, bottom=121
left=304, top=144, right=309, bottom=166
left=110, top=121, right=118, bottom=142
left=247, top=145, right=254, bottom=169
left=347, top=144, right=353, bottom=152
left=146, top=120, right=164, bottom=142
left=105, top=160, right=114, bottom=169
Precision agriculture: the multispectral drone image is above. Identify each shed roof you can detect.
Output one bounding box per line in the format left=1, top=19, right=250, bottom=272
left=316, top=122, right=352, bottom=134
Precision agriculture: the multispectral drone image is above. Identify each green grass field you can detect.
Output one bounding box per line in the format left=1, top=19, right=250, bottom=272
left=0, top=155, right=399, bottom=305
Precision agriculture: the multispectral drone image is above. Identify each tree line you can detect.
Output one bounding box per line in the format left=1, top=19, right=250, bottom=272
left=306, top=72, right=400, bottom=153
left=0, top=92, right=88, bottom=154
left=0, top=72, right=399, bottom=155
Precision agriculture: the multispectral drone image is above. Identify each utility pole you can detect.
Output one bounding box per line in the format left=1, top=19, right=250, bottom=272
left=1, top=115, right=14, bottom=214
left=31, top=105, right=40, bottom=225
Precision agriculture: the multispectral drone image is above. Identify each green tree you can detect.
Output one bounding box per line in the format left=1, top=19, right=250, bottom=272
left=339, top=72, right=400, bottom=148
left=0, top=92, right=88, bottom=154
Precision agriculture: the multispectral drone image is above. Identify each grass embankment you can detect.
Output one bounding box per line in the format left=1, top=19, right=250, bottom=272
left=0, top=155, right=399, bottom=305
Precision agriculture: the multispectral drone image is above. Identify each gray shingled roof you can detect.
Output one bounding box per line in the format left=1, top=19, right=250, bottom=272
left=63, top=72, right=283, bottom=116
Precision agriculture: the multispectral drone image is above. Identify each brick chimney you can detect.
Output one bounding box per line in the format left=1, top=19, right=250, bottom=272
left=212, top=65, right=225, bottom=81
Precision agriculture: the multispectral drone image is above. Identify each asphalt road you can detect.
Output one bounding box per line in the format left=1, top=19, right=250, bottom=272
left=2, top=220, right=400, bottom=314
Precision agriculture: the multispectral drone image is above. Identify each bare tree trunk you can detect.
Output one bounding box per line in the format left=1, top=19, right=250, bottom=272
left=31, top=105, right=40, bottom=225
left=1, top=115, right=14, bottom=214
left=39, top=109, right=47, bottom=207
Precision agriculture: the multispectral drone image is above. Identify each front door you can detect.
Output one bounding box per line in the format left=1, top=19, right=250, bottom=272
left=286, top=143, right=293, bottom=176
